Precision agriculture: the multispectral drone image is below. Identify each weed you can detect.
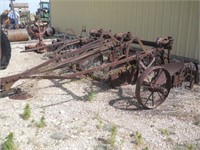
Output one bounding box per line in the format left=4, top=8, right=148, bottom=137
left=35, top=116, right=46, bottom=128
left=188, top=144, right=194, bottom=150
left=87, top=88, right=96, bottom=102
left=194, top=120, right=200, bottom=127
left=160, top=128, right=175, bottom=136
left=2, top=132, right=17, bottom=150
left=164, top=137, right=174, bottom=143
left=107, top=125, right=117, bottom=147
left=142, top=147, right=149, bottom=150
left=119, top=136, right=125, bottom=149
left=0, top=113, right=8, bottom=120
left=160, top=128, right=170, bottom=136
left=22, top=103, right=31, bottom=120
left=160, top=128, right=175, bottom=144
left=175, top=143, right=196, bottom=150
left=96, top=112, right=104, bottom=129
left=134, top=131, right=144, bottom=146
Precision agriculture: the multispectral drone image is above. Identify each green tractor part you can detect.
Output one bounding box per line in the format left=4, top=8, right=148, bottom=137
left=36, top=1, right=50, bottom=24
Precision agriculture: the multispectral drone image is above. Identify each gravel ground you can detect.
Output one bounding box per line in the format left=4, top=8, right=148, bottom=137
left=0, top=41, right=200, bottom=150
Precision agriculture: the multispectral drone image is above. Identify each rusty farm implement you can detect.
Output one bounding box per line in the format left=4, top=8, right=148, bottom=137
left=0, top=29, right=199, bottom=109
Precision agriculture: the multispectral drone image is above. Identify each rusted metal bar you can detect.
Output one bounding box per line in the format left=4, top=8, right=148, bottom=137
left=21, top=41, right=64, bottom=52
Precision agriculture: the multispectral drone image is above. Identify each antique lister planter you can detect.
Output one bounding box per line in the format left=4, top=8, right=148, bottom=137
left=0, top=29, right=198, bottom=109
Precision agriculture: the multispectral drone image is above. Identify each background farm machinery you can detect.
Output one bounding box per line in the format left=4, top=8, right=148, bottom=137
left=0, top=29, right=199, bottom=109
left=1, top=0, right=54, bottom=42
left=28, top=0, right=55, bottom=40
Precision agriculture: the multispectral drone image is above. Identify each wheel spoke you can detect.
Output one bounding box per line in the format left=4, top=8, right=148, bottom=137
left=143, top=77, right=154, bottom=88
left=144, top=76, right=151, bottom=83
left=142, top=81, right=150, bottom=86
left=154, top=70, right=163, bottom=82
left=152, top=92, right=154, bottom=106
left=157, top=92, right=164, bottom=101
left=144, top=92, right=153, bottom=105
left=141, top=85, right=151, bottom=89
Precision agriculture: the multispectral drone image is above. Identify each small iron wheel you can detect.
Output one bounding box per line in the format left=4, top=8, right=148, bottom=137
left=136, top=66, right=171, bottom=109
left=186, top=62, right=199, bottom=89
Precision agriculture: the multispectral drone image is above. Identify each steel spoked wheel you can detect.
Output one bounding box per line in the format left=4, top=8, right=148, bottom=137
left=185, top=62, right=199, bottom=89
left=136, top=66, right=171, bottom=109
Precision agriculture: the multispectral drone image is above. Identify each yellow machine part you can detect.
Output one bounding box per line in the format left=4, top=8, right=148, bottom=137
left=7, top=29, right=29, bottom=42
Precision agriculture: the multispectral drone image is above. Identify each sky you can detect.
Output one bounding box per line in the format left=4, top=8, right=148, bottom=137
left=0, top=0, right=43, bottom=14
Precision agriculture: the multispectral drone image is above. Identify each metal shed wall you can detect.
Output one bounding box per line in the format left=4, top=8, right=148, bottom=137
left=50, top=0, right=199, bottom=59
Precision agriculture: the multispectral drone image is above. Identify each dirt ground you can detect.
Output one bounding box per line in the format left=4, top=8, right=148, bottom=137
left=0, top=41, right=200, bottom=150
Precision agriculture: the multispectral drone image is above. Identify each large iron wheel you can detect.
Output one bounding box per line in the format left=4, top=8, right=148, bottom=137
left=136, top=66, right=171, bottom=109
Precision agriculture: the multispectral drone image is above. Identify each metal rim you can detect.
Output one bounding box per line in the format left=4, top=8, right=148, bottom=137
left=135, top=66, right=171, bottom=109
